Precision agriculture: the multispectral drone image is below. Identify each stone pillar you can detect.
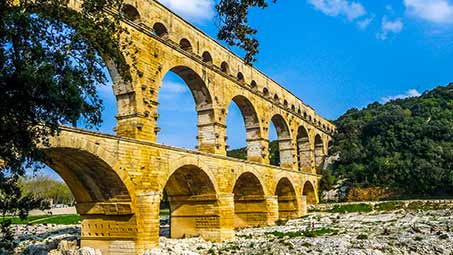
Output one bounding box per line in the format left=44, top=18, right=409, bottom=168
left=234, top=195, right=269, bottom=228
left=135, top=191, right=161, bottom=254
left=265, top=195, right=279, bottom=225
left=246, top=137, right=267, bottom=163
left=299, top=196, right=308, bottom=216
left=197, top=107, right=226, bottom=155
left=168, top=194, right=234, bottom=241
left=298, top=137, right=313, bottom=172
left=277, top=195, right=299, bottom=220
left=77, top=202, right=138, bottom=255
left=278, top=138, right=294, bottom=169
left=314, top=144, right=325, bottom=173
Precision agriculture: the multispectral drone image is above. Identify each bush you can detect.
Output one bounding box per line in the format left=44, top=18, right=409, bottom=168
left=330, top=203, right=372, bottom=213
left=357, top=234, right=368, bottom=240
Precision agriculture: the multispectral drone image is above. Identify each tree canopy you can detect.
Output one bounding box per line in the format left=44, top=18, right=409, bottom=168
left=330, top=83, right=453, bottom=196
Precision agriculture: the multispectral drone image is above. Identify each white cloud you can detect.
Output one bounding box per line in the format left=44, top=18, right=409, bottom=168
left=157, top=0, right=214, bottom=22
left=404, top=0, right=453, bottom=24
left=161, top=81, right=187, bottom=93
left=377, top=16, right=404, bottom=40
left=381, top=89, right=421, bottom=103
left=357, top=17, right=373, bottom=29
left=307, top=0, right=367, bottom=21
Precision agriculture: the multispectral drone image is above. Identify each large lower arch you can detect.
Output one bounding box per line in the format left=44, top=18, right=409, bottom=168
left=314, top=134, right=325, bottom=173
left=302, top=181, right=317, bottom=205
left=41, top=147, right=136, bottom=255
left=226, top=95, right=263, bottom=162
left=158, top=65, right=216, bottom=153
left=297, top=126, right=312, bottom=172
left=162, top=165, right=232, bottom=241
left=233, top=172, right=271, bottom=228
left=275, top=178, right=298, bottom=220
left=269, top=114, right=293, bottom=168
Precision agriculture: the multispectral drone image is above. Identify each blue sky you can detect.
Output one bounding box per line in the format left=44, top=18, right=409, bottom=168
left=42, top=0, right=453, bottom=179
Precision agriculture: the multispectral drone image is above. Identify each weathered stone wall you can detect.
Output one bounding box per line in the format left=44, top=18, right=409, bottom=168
left=46, top=127, right=320, bottom=254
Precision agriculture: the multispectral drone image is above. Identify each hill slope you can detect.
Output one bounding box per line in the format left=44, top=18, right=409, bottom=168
left=330, top=83, right=453, bottom=196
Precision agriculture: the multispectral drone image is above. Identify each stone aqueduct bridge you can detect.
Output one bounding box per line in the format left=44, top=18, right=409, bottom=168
left=47, top=0, right=335, bottom=254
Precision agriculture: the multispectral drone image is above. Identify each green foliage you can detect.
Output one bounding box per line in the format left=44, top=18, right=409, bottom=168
left=374, top=201, right=402, bottom=211
left=267, top=228, right=337, bottom=238
left=19, top=175, right=74, bottom=205
left=330, top=203, right=372, bottom=213
left=0, top=214, right=80, bottom=224
left=356, top=234, right=368, bottom=240
left=330, top=83, right=453, bottom=196
left=216, top=0, right=276, bottom=63
left=0, top=0, right=131, bottom=251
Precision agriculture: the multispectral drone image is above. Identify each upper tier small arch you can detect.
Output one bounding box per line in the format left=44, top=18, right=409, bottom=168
left=122, top=4, right=140, bottom=21
left=153, top=22, right=168, bottom=38
left=179, top=38, right=192, bottom=52
left=202, top=51, right=213, bottom=64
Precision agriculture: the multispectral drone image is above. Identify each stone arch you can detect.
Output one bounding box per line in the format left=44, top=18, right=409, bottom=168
left=42, top=148, right=131, bottom=203
left=275, top=178, right=298, bottom=220
left=221, top=61, right=230, bottom=74
left=121, top=4, right=140, bottom=21
left=158, top=65, right=215, bottom=152
left=269, top=114, right=293, bottom=168
left=162, top=165, right=219, bottom=239
left=297, top=126, right=311, bottom=172
left=237, top=72, right=245, bottom=82
left=233, top=172, right=268, bottom=228
left=226, top=95, right=263, bottom=162
left=179, top=38, right=192, bottom=52
left=283, top=99, right=288, bottom=108
left=153, top=22, right=168, bottom=38
left=202, top=51, right=213, bottom=64
left=41, top=136, right=136, bottom=254
left=250, top=80, right=257, bottom=90
left=273, top=94, right=279, bottom=102
left=302, top=181, right=317, bottom=204
left=263, top=87, right=269, bottom=97
left=314, top=134, right=324, bottom=173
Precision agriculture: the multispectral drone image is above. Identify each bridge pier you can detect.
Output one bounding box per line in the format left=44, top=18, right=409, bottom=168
left=234, top=195, right=279, bottom=228
left=298, top=137, right=314, bottom=172
left=168, top=193, right=234, bottom=241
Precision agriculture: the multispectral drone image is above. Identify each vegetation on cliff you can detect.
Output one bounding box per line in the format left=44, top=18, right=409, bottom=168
left=330, top=83, right=453, bottom=197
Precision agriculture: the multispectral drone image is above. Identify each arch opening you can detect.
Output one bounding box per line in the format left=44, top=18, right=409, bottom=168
left=237, top=72, right=245, bottom=82
left=250, top=80, right=257, bottom=90
left=221, top=61, right=230, bottom=74
left=121, top=4, right=140, bottom=21
left=263, top=88, right=269, bottom=97
left=38, top=148, right=134, bottom=253
left=269, top=114, right=293, bottom=168
left=161, top=165, right=217, bottom=239
left=314, top=134, right=325, bottom=174
left=303, top=181, right=317, bottom=205
left=153, top=22, right=168, bottom=38
left=297, top=126, right=311, bottom=172
left=202, top=51, right=213, bottom=64
left=275, top=178, right=298, bottom=220
left=179, top=38, right=192, bottom=52
left=233, top=172, right=267, bottom=228
left=157, top=66, right=214, bottom=150
left=226, top=95, right=262, bottom=162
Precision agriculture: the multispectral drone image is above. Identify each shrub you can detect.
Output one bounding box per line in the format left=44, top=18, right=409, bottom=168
left=330, top=203, right=372, bottom=213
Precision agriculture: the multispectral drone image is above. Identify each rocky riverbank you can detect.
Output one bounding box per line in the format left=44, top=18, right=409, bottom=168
left=12, top=204, right=453, bottom=255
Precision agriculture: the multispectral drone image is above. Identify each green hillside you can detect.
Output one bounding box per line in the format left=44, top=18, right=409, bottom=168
left=330, top=83, right=453, bottom=196
left=228, top=140, right=280, bottom=166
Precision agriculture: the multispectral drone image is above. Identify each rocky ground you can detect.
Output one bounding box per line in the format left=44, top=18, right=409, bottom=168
left=12, top=206, right=453, bottom=255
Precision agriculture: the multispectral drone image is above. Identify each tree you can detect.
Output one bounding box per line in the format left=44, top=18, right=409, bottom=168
left=0, top=0, right=129, bottom=250
left=216, top=0, right=276, bottom=63
left=330, top=83, right=453, bottom=197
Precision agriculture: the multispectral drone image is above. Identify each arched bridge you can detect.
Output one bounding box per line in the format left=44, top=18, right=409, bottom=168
left=46, top=0, right=335, bottom=254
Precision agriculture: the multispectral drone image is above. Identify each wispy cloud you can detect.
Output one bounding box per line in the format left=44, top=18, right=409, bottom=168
left=404, top=0, right=453, bottom=24
left=307, top=0, right=375, bottom=29
left=381, top=89, right=421, bottom=103
left=160, top=81, right=187, bottom=98
left=357, top=17, right=373, bottom=29
left=157, top=0, right=214, bottom=22
left=377, top=16, right=404, bottom=40
left=307, top=0, right=367, bottom=20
